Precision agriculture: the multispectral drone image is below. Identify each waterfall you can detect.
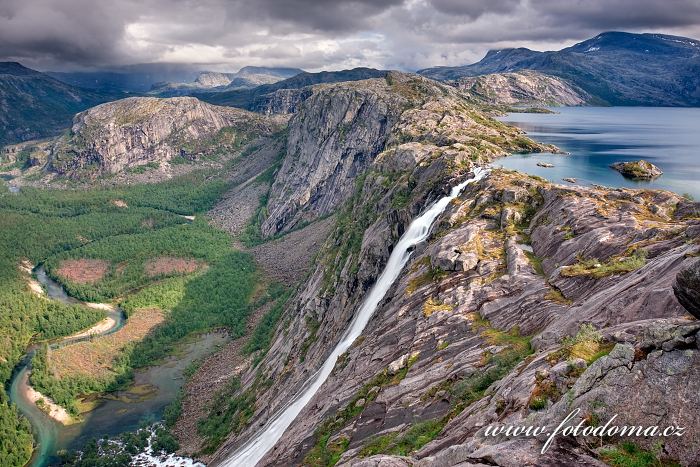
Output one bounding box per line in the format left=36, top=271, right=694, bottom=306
left=220, top=168, right=488, bottom=466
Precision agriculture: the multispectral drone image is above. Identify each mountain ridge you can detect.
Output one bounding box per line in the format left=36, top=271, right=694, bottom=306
left=197, top=67, right=389, bottom=110
left=0, top=62, right=120, bottom=147
left=150, top=66, right=305, bottom=96
left=418, top=31, right=700, bottom=106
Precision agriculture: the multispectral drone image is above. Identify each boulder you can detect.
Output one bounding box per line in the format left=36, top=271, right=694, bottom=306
left=455, top=252, right=479, bottom=272
left=500, top=206, right=522, bottom=229
left=500, top=187, right=528, bottom=203
left=674, top=259, right=700, bottom=318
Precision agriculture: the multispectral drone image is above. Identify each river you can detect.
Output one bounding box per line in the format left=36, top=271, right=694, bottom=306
left=494, top=107, right=700, bottom=199
left=8, top=267, right=227, bottom=466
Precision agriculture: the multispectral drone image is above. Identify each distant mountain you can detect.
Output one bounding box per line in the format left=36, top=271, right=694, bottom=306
left=0, top=62, right=119, bottom=147
left=47, top=63, right=205, bottom=93
left=198, top=67, right=388, bottom=110
left=455, top=71, right=591, bottom=106
left=150, top=66, right=304, bottom=96
left=223, top=66, right=305, bottom=87
left=49, top=96, right=282, bottom=178
left=419, top=32, right=700, bottom=106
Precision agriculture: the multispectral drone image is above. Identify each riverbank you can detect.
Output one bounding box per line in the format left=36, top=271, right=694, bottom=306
left=19, top=260, right=44, bottom=296
left=65, top=316, right=117, bottom=340
left=20, top=372, right=76, bottom=426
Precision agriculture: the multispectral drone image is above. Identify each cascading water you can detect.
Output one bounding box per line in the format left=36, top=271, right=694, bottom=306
left=220, top=168, right=488, bottom=466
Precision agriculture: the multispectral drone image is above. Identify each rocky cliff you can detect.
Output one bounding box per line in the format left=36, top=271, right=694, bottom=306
left=454, top=71, right=590, bottom=106
left=209, top=169, right=699, bottom=467
left=260, top=72, right=552, bottom=237
left=48, top=96, right=283, bottom=177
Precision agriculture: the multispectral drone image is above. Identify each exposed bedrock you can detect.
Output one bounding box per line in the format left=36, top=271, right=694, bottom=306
left=674, top=258, right=700, bottom=318
left=202, top=167, right=699, bottom=466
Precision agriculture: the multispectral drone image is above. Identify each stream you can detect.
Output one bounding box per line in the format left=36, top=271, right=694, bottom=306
left=220, top=168, right=488, bottom=466
left=8, top=267, right=226, bottom=466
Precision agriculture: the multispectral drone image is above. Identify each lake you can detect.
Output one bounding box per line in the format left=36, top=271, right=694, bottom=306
left=494, top=107, right=700, bottom=199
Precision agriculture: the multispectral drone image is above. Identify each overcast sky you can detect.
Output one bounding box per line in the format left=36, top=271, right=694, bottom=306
left=2, top=0, right=700, bottom=72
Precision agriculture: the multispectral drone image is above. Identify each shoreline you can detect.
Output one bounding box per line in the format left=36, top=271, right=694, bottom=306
left=19, top=260, right=45, bottom=297
left=20, top=371, right=76, bottom=426
left=66, top=315, right=117, bottom=339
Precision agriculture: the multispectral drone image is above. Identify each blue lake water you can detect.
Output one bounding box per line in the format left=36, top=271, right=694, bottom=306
left=494, top=107, right=700, bottom=199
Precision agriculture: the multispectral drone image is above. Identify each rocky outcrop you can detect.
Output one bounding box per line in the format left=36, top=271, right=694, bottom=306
left=201, top=163, right=699, bottom=466
left=455, top=71, right=590, bottom=106
left=416, top=321, right=700, bottom=467
left=48, top=96, right=283, bottom=177
left=260, top=72, right=554, bottom=237
left=611, top=159, right=663, bottom=180
left=194, top=72, right=234, bottom=88
left=674, top=259, right=700, bottom=318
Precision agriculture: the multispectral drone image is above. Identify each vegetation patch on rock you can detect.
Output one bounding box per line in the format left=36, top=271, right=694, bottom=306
left=610, top=160, right=663, bottom=180
left=561, top=251, right=647, bottom=279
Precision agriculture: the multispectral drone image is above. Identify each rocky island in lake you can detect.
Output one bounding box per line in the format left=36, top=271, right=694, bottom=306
left=611, top=159, right=664, bottom=180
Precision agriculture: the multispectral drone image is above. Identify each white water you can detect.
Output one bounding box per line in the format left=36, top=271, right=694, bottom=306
left=220, top=168, right=488, bottom=467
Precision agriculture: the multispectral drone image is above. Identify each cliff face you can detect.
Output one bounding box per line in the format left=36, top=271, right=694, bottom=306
left=455, top=71, right=590, bottom=106
left=212, top=171, right=699, bottom=467
left=260, top=72, right=552, bottom=237
left=48, top=96, right=282, bottom=177
left=259, top=78, right=404, bottom=236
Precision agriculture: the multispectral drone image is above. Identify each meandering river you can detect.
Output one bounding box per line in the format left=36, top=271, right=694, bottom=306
left=8, top=267, right=226, bottom=466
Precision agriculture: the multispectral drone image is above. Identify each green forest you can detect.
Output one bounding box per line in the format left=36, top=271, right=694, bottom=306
left=0, top=165, right=283, bottom=466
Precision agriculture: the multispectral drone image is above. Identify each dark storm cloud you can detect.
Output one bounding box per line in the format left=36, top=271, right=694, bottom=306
left=231, top=0, right=403, bottom=32
left=428, top=0, right=520, bottom=18
left=534, top=0, right=700, bottom=29
left=1, top=0, right=699, bottom=71
left=0, top=0, right=139, bottom=67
